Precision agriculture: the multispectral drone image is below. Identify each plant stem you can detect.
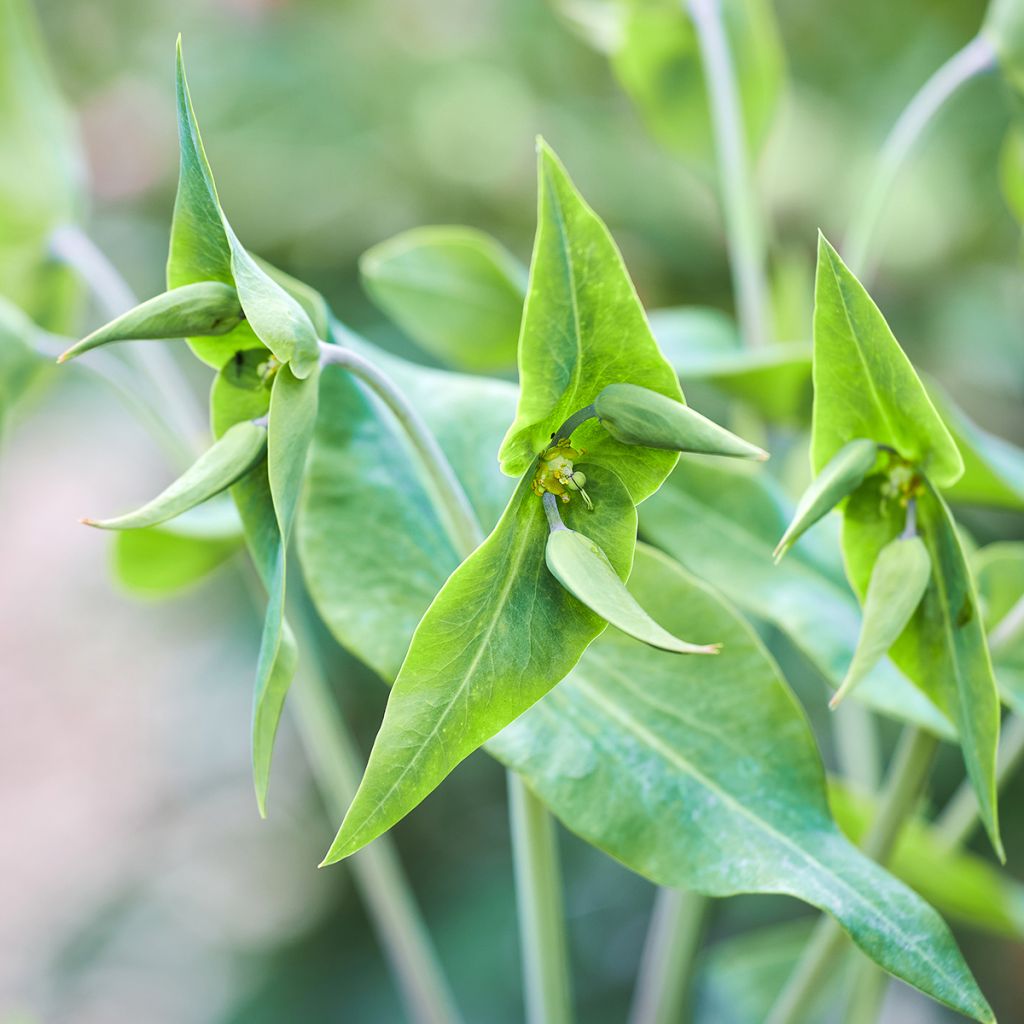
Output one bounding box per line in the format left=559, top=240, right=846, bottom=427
left=319, top=338, right=576, bottom=1023
left=686, top=0, right=771, bottom=349
left=628, top=889, right=708, bottom=1024
left=509, top=773, right=575, bottom=1024
left=844, top=957, right=889, bottom=1024
left=831, top=699, right=881, bottom=793
left=764, top=727, right=938, bottom=1024
left=842, top=34, right=996, bottom=279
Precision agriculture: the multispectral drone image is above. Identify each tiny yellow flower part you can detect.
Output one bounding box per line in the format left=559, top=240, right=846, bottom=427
left=257, top=354, right=282, bottom=386
left=532, top=439, right=592, bottom=509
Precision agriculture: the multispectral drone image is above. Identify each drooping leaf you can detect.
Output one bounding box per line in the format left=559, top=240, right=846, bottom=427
left=83, top=420, right=267, bottom=530
left=594, top=382, right=768, bottom=459
left=0, top=0, right=83, bottom=330
left=169, top=40, right=319, bottom=377
left=843, top=477, right=1002, bottom=858
left=361, top=226, right=527, bottom=373
left=498, top=140, right=682, bottom=503
left=830, top=534, right=931, bottom=708
left=640, top=458, right=954, bottom=735
left=545, top=521, right=719, bottom=653
left=58, top=283, right=243, bottom=363
left=774, top=438, right=879, bottom=563
left=811, top=234, right=963, bottom=487
left=321, top=462, right=638, bottom=863
left=111, top=497, right=243, bottom=596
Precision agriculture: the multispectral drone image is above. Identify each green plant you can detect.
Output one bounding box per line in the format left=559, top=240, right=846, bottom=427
left=4, top=0, right=1024, bottom=1021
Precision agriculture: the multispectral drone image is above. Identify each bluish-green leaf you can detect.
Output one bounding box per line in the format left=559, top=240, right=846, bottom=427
left=811, top=234, right=963, bottom=487
left=498, top=140, right=682, bottom=503
left=361, top=226, right=527, bottom=373
left=83, top=420, right=267, bottom=531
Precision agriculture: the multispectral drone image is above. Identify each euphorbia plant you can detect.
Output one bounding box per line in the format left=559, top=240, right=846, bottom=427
left=5, top=0, right=1024, bottom=1021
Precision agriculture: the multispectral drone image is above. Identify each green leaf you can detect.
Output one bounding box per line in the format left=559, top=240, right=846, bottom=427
left=928, top=380, right=1024, bottom=510
left=985, top=0, right=1024, bottom=95
left=111, top=498, right=243, bottom=596
left=169, top=40, right=319, bottom=377
left=545, top=522, right=719, bottom=653
left=492, top=546, right=993, bottom=1023
left=498, top=140, right=682, bottom=503
left=0, top=0, right=83, bottom=330
left=607, top=0, right=784, bottom=164
left=594, top=382, right=768, bottom=459
left=640, top=458, right=954, bottom=736
left=774, top=438, right=879, bottom=562
left=830, top=781, right=1024, bottom=941
left=831, top=534, right=931, bottom=708
left=321, top=462, right=638, bottom=863
left=811, top=234, right=963, bottom=487
left=999, top=120, right=1024, bottom=225
left=843, top=477, right=1002, bottom=858
left=974, top=541, right=1024, bottom=713
left=0, top=295, right=49, bottom=433
left=58, top=283, right=243, bottom=363
left=82, top=420, right=267, bottom=531
left=361, top=226, right=527, bottom=373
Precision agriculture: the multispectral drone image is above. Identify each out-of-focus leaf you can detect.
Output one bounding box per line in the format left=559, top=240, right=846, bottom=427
left=0, top=0, right=83, bottom=329
left=111, top=497, right=243, bottom=596
left=843, top=478, right=1002, bottom=858
left=640, top=458, right=954, bottom=735
left=321, top=463, right=637, bottom=863
left=649, top=307, right=812, bottom=424
left=0, top=296, right=49, bottom=432
left=361, top=226, right=527, bottom=373
left=928, top=380, right=1024, bottom=510
left=985, top=0, right=1024, bottom=96
left=999, top=121, right=1024, bottom=224
left=974, top=541, right=1024, bottom=713
left=830, top=782, right=1024, bottom=939
left=607, top=0, right=784, bottom=164
left=811, top=234, right=963, bottom=487
left=498, top=140, right=681, bottom=503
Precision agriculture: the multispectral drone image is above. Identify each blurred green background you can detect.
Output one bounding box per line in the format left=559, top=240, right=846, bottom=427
left=2, top=0, right=1022, bottom=1021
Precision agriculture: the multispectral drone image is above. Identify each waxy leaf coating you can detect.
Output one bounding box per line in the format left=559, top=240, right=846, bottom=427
left=545, top=522, right=719, bottom=653
left=58, top=282, right=244, bottom=363
left=594, top=382, right=768, bottom=460
left=499, top=140, right=682, bottom=503
left=774, top=438, right=879, bottom=563
left=83, top=420, right=267, bottom=531
left=811, top=235, right=962, bottom=487
left=830, top=533, right=931, bottom=708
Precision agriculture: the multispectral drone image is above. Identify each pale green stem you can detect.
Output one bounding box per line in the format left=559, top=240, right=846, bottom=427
left=832, top=698, right=881, bottom=793
left=628, top=889, right=708, bottom=1024
left=686, top=0, right=771, bottom=349
left=764, top=727, right=938, bottom=1024
left=319, top=339, right=576, bottom=1024
left=842, top=34, right=997, bottom=279
left=59, top=239, right=462, bottom=1024
left=509, top=773, right=575, bottom=1024
left=844, top=957, right=889, bottom=1024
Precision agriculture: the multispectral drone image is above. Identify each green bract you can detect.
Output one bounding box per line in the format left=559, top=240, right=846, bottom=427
left=594, top=381, right=768, bottom=459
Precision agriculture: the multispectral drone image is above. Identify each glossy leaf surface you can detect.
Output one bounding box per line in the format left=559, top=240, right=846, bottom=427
left=811, top=235, right=962, bottom=486
left=498, top=140, right=681, bottom=503
left=361, top=226, right=527, bottom=373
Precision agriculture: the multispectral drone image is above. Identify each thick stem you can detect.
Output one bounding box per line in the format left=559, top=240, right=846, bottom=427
left=628, top=889, right=708, bottom=1024
left=764, top=728, right=938, bottom=1024
left=686, top=0, right=771, bottom=349
left=842, top=34, right=996, bottom=279
left=509, top=774, right=575, bottom=1024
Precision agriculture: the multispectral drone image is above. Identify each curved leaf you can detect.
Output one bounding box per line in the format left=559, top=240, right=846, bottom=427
left=498, top=140, right=681, bottom=503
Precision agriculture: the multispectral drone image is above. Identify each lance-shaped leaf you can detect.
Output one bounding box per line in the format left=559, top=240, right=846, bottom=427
left=830, top=534, right=931, bottom=708
left=361, top=226, right=527, bottom=373
left=811, top=235, right=963, bottom=487
left=294, top=348, right=989, bottom=1019
left=774, top=438, right=879, bottom=563
left=545, top=519, right=718, bottom=653
left=844, top=477, right=1002, bottom=858
left=498, top=140, right=681, bottom=503
left=321, top=463, right=638, bottom=864
left=82, top=420, right=266, bottom=530
left=169, top=40, right=319, bottom=377
left=58, top=283, right=243, bottom=363
left=594, top=381, right=768, bottom=459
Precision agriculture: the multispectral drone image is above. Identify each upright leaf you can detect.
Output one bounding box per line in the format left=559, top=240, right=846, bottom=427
left=811, top=235, right=963, bottom=486
left=361, top=226, right=527, bottom=373
left=499, top=140, right=682, bottom=503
